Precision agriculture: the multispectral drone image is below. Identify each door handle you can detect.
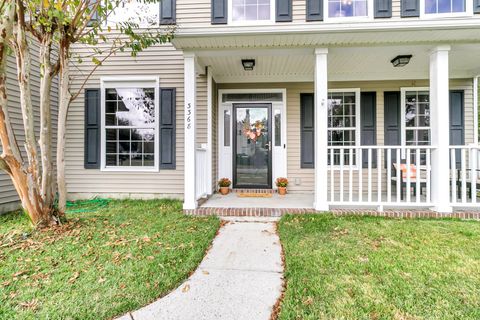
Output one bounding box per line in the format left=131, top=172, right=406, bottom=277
left=265, top=143, right=271, bottom=151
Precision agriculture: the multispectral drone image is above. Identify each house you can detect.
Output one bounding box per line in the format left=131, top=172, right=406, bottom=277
left=3, top=0, right=480, bottom=215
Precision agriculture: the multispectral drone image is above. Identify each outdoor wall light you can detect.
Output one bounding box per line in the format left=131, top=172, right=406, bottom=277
left=241, top=59, right=255, bottom=71
left=391, top=55, right=413, bottom=67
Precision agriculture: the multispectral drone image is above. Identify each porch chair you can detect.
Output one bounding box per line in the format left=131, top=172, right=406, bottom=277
left=391, top=163, right=427, bottom=200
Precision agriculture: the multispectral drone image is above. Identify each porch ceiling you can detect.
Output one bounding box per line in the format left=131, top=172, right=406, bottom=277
left=173, top=20, right=480, bottom=50
left=197, top=44, right=480, bottom=83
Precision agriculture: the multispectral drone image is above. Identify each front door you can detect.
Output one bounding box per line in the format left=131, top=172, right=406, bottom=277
left=233, top=104, right=272, bottom=189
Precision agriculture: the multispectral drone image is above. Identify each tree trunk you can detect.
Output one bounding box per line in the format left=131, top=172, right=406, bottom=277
left=38, top=36, right=54, bottom=208
left=57, top=43, right=70, bottom=215
left=0, top=4, right=58, bottom=227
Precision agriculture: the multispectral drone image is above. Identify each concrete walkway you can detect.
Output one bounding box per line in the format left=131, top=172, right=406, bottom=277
left=117, top=218, right=284, bottom=320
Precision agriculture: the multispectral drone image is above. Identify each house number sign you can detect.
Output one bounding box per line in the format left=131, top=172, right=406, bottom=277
left=186, top=103, right=192, bottom=130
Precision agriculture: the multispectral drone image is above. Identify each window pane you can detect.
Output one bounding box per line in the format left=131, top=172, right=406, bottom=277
left=224, top=110, right=231, bottom=147
left=425, top=0, right=437, bottom=12
left=107, top=0, right=159, bottom=27
left=274, top=110, right=281, bottom=147
left=452, top=0, right=465, bottom=12
left=438, top=0, right=452, bottom=13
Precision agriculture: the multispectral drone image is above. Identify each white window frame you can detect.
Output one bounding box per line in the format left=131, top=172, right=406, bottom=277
left=400, top=87, right=431, bottom=148
left=328, top=88, right=361, bottom=168
left=420, top=0, right=473, bottom=18
left=228, top=0, right=276, bottom=25
left=100, top=76, right=160, bottom=172
left=324, top=0, right=374, bottom=22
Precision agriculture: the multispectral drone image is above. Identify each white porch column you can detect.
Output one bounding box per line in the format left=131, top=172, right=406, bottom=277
left=183, top=52, right=197, bottom=210
left=206, top=66, right=214, bottom=195
left=430, top=45, right=452, bottom=213
left=314, top=48, right=329, bottom=211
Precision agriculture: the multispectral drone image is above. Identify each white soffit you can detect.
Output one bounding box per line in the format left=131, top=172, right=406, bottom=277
left=198, top=44, right=480, bottom=82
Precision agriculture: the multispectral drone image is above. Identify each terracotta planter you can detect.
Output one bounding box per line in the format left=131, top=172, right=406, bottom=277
left=278, top=187, right=287, bottom=196
left=219, top=187, right=230, bottom=195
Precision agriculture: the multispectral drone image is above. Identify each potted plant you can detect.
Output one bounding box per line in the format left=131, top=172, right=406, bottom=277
left=218, top=178, right=232, bottom=195
left=276, top=177, right=288, bottom=196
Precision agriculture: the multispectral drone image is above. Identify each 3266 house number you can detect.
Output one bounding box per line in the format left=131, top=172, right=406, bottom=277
left=186, top=103, right=192, bottom=130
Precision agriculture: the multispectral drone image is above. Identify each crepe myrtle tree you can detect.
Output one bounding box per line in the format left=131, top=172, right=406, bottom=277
left=0, top=0, right=173, bottom=228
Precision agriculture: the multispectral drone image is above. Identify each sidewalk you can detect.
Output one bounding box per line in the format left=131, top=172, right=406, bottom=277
left=116, top=219, right=284, bottom=320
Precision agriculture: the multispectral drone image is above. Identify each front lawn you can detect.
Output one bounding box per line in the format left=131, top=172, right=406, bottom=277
left=278, top=214, right=480, bottom=320
left=0, top=199, right=220, bottom=320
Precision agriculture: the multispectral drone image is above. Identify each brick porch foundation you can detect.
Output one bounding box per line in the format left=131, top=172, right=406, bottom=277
left=184, top=207, right=480, bottom=220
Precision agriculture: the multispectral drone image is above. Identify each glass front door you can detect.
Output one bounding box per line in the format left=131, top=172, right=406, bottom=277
left=233, top=104, right=272, bottom=189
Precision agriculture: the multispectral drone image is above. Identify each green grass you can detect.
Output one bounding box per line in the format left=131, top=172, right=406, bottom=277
left=0, top=199, right=220, bottom=320
left=278, top=214, right=480, bottom=320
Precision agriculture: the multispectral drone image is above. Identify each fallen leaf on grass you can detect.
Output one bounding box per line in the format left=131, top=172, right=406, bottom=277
left=303, top=297, right=313, bottom=305
left=147, top=256, right=154, bottom=260
left=98, top=277, right=106, bottom=284
left=68, top=272, right=80, bottom=284
left=182, top=284, right=190, bottom=293
left=19, top=299, right=39, bottom=311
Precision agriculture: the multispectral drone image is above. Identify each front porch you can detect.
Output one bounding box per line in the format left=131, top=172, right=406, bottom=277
left=180, top=40, right=480, bottom=214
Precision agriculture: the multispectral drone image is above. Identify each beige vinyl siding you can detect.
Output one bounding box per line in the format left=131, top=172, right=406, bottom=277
left=0, top=45, right=59, bottom=214
left=176, top=0, right=418, bottom=28
left=219, top=79, right=475, bottom=193
left=66, top=43, right=207, bottom=200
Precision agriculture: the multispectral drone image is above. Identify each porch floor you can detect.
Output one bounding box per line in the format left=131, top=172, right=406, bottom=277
left=201, top=193, right=314, bottom=209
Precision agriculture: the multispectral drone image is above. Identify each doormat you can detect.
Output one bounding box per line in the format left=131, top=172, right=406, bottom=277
left=237, top=193, right=273, bottom=198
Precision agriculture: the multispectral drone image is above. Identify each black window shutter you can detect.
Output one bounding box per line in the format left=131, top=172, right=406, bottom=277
left=276, top=0, right=292, bottom=22
left=450, top=90, right=465, bottom=167
left=84, top=89, right=101, bottom=169
left=361, top=92, right=377, bottom=168
left=160, top=88, right=176, bottom=169
left=306, top=0, right=323, bottom=21
left=160, top=0, right=176, bottom=25
left=301, top=93, right=315, bottom=168
left=475, top=0, right=480, bottom=13
left=401, top=0, right=420, bottom=17
left=375, top=0, right=392, bottom=17
left=211, top=0, right=227, bottom=24
left=384, top=91, right=401, bottom=167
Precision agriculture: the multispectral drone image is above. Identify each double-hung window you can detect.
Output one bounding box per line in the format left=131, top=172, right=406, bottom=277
left=231, top=0, right=273, bottom=22
left=425, top=0, right=466, bottom=14
left=401, top=88, right=431, bottom=163
left=328, top=0, right=368, bottom=17
left=328, top=90, right=360, bottom=166
left=107, top=0, right=159, bottom=27
left=101, top=79, right=159, bottom=171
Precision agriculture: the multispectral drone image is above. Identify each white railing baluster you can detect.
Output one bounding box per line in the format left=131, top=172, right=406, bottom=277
left=396, top=148, right=401, bottom=202
left=426, top=149, right=431, bottom=204
left=368, top=148, right=372, bottom=203
left=406, top=149, right=411, bottom=203
left=358, top=148, right=363, bottom=202
left=471, top=147, right=477, bottom=204
left=340, top=149, right=344, bottom=202
left=461, top=148, right=467, bottom=203
left=416, top=148, right=421, bottom=203
left=377, top=149, right=382, bottom=203
left=387, top=148, right=392, bottom=203
left=451, top=148, right=457, bottom=203
left=330, top=149, right=334, bottom=202
left=349, top=148, right=353, bottom=202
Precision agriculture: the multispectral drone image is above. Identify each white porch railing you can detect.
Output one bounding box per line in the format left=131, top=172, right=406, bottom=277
left=449, top=145, right=480, bottom=207
left=195, top=147, right=208, bottom=200
left=327, top=146, right=435, bottom=208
